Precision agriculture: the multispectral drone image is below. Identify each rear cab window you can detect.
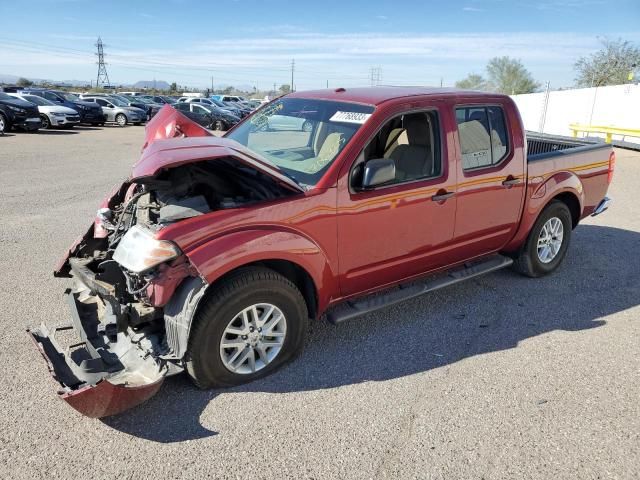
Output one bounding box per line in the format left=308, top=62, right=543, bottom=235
left=455, top=105, right=509, bottom=170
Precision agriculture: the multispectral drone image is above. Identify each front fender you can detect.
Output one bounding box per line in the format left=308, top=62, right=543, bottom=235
left=505, top=171, right=585, bottom=252
left=184, top=229, right=337, bottom=314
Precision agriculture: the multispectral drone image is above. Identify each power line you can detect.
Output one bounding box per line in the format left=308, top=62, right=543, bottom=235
left=95, top=37, right=110, bottom=88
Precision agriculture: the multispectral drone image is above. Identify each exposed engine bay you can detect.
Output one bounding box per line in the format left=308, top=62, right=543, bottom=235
left=29, top=155, right=295, bottom=417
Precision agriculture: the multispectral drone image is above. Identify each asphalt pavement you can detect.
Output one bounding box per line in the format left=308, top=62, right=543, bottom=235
left=0, top=125, right=638, bottom=479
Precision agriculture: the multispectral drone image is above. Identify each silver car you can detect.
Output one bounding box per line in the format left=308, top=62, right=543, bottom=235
left=82, top=96, right=146, bottom=126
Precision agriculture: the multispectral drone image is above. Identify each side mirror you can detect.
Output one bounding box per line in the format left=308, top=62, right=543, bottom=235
left=361, top=158, right=396, bottom=189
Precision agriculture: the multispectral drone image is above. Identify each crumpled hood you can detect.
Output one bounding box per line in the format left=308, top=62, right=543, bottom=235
left=135, top=105, right=304, bottom=192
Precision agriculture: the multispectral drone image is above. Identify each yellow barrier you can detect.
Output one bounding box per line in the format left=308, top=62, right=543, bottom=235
left=569, top=124, right=640, bottom=144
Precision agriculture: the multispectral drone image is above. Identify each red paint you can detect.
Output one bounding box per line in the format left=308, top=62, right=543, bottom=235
left=61, top=378, right=164, bottom=418
left=74, top=90, right=612, bottom=314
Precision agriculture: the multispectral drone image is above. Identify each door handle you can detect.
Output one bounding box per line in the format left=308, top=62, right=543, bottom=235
left=431, top=191, right=455, bottom=202
left=502, top=177, right=521, bottom=187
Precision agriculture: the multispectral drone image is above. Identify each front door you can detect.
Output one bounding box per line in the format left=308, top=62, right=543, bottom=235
left=337, top=104, right=458, bottom=297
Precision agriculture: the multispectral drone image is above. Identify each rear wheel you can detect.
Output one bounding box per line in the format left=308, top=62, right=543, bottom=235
left=513, top=200, right=572, bottom=277
left=0, top=113, right=7, bottom=133
left=40, top=114, right=51, bottom=129
left=213, top=120, right=224, bottom=131
left=115, top=113, right=127, bottom=127
left=185, top=267, right=308, bottom=389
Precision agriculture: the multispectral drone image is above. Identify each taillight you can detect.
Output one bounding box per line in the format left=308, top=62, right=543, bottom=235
left=608, top=151, right=615, bottom=185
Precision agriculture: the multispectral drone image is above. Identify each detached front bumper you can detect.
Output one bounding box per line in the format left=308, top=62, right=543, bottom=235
left=27, top=259, right=168, bottom=418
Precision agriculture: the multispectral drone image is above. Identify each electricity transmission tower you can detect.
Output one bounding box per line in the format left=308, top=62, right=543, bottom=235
left=370, top=66, right=382, bottom=86
left=95, top=37, right=111, bottom=88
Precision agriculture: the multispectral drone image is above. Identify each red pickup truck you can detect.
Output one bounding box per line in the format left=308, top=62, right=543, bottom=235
left=29, top=88, right=614, bottom=418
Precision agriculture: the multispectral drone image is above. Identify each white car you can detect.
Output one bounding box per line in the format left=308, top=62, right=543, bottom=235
left=9, top=93, right=80, bottom=129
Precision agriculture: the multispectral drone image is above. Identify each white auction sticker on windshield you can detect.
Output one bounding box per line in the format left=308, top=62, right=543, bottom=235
left=330, top=111, right=371, bottom=124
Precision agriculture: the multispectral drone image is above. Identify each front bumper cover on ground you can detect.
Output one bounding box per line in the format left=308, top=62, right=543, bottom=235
left=27, top=259, right=168, bottom=418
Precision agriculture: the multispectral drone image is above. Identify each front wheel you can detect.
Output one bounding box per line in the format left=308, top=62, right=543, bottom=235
left=302, top=120, right=313, bottom=132
left=0, top=113, right=7, bottom=133
left=213, top=120, right=225, bottom=131
left=185, top=267, right=308, bottom=389
left=40, top=114, right=52, bottom=129
left=115, top=113, right=127, bottom=127
left=513, top=200, right=572, bottom=277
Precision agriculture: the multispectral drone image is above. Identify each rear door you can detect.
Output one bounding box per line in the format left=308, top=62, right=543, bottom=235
left=337, top=101, right=458, bottom=296
left=450, top=100, right=526, bottom=260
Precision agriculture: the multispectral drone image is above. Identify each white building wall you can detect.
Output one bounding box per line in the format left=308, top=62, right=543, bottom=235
left=511, top=84, right=640, bottom=145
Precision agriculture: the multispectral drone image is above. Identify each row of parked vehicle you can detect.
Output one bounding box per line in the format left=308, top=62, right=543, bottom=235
left=0, top=87, right=265, bottom=134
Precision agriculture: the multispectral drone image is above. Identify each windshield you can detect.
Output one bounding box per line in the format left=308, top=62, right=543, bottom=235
left=23, top=95, right=55, bottom=106
left=210, top=98, right=227, bottom=107
left=0, top=92, right=15, bottom=100
left=227, top=98, right=374, bottom=186
left=61, top=92, right=79, bottom=101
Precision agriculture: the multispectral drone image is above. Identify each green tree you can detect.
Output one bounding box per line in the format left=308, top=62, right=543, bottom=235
left=574, top=38, right=640, bottom=87
left=279, top=84, right=291, bottom=94
left=169, top=82, right=177, bottom=92
left=455, top=73, right=488, bottom=90
left=16, top=77, right=33, bottom=87
left=486, top=57, right=539, bottom=94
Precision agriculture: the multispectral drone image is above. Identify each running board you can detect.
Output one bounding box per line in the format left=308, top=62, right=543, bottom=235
left=326, top=255, right=513, bottom=325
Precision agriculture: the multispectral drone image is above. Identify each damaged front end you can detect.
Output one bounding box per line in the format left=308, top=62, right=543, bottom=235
left=28, top=105, right=300, bottom=418
left=28, top=183, right=203, bottom=417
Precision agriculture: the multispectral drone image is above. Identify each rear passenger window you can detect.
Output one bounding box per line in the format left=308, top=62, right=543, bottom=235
left=456, top=106, right=509, bottom=170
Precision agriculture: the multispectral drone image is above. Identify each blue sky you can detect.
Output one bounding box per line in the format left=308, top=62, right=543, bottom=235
left=0, top=0, right=638, bottom=90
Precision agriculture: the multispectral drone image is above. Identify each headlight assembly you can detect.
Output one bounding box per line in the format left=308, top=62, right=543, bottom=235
left=8, top=105, right=25, bottom=113
left=113, top=225, right=180, bottom=273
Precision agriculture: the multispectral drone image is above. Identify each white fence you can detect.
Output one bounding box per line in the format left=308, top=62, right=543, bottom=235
left=511, top=84, right=640, bottom=146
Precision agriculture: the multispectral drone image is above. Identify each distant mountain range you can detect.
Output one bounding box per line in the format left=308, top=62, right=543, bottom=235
left=0, top=73, right=258, bottom=92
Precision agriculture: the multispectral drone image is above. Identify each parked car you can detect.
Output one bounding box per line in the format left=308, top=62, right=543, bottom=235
left=177, top=97, right=237, bottom=115
left=9, top=93, right=79, bottom=129
left=174, top=101, right=240, bottom=130
left=171, top=102, right=214, bottom=129
left=28, top=88, right=614, bottom=418
left=258, top=114, right=313, bottom=132
left=207, top=97, right=247, bottom=118
left=0, top=91, right=41, bottom=132
left=140, top=95, right=175, bottom=105
left=82, top=96, right=146, bottom=126
left=20, top=89, right=105, bottom=125
left=246, top=99, right=265, bottom=109
left=120, top=94, right=162, bottom=120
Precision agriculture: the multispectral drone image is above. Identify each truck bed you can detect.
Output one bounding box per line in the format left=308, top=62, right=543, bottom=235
left=526, top=132, right=612, bottom=218
left=527, top=132, right=609, bottom=161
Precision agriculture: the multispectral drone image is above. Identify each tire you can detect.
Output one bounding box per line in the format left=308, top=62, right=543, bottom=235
left=302, top=120, right=313, bottom=132
left=40, top=114, right=51, bottom=129
left=213, top=120, right=224, bottom=131
left=0, top=113, right=7, bottom=133
left=513, top=200, right=572, bottom=278
left=115, top=113, right=127, bottom=127
left=185, top=267, right=308, bottom=389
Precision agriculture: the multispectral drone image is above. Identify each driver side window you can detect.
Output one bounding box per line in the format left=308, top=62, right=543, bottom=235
left=352, top=110, right=441, bottom=189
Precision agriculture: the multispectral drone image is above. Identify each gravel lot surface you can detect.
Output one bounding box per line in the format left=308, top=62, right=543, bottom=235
left=0, top=126, right=638, bottom=479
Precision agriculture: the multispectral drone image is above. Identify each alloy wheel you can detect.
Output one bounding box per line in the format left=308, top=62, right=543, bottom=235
left=219, top=303, right=287, bottom=375
left=537, top=217, right=564, bottom=263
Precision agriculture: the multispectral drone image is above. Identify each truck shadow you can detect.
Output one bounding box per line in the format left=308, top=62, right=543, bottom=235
left=102, top=224, right=639, bottom=443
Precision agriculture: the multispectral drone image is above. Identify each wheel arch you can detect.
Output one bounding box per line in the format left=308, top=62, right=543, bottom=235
left=504, top=172, right=584, bottom=252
